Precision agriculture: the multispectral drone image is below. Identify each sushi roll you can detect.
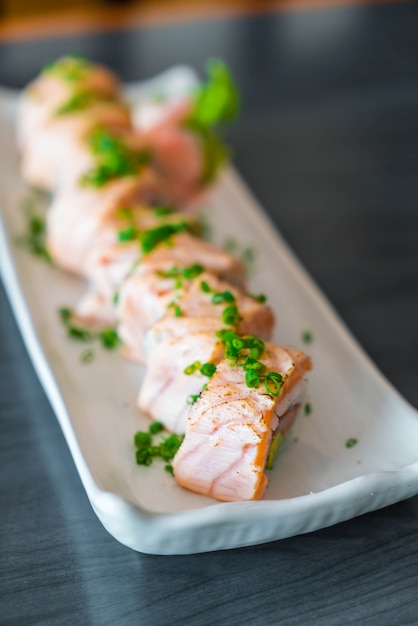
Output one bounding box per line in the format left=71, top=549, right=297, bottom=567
left=172, top=338, right=312, bottom=501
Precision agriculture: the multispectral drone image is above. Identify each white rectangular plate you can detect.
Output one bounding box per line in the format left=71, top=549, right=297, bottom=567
left=1, top=68, right=418, bottom=555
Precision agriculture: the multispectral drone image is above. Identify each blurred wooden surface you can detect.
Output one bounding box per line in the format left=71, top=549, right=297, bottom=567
left=0, top=0, right=412, bottom=41
left=1, top=1, right=418, bottom=624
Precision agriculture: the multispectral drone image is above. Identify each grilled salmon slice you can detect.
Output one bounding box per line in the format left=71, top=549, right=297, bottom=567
left=18, top=55, right=121, bottom=150
left=139, top=100, right=204, bottom=206
left=143, top=271, right=274, bottom=359
left=21, top=102, right=132, bottom=190
left=46, top=172, right=160, bottom=276
left=139, top=332, right=223, bottom=434
left=138, top=275, right=274, bottom=428
left=172, top=343, right=312, bottom=502
left=117, top=235, right=247, bottom=359
left=75, top=215, right=201, bottom=326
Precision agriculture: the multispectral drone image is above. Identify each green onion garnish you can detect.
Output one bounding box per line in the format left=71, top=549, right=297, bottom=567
left=184, top=59, right=240, bottom=184
left=42, top=55, right=91, bottom=82
left=264, top=372, right=282, bottom=397
left=301, top=330, right=313, bottom=344
left=117, top=226, right=136, bottom=243
left=345, top=437, right=358, bottom=449
left=149, top=421, right=164, bottom=434
left=153, top=205, right=174, bottom=217
left=140, top=221, right=190, bottom=254
left=183, top=263, right=204, bottom=279
left=211, top=290, right=235, bottom=305
left=80, top=348, right=95, bottom=364
left=58, top=308, right=120, bottom=356
left=80, top=127, right=150, bottom=188
left=184, top=361, right=202, bottom=375
left=215, top=330, right=284, bottom=397
left=245, top=369, right=260, bottom=388
left=200, top=280, right=211, bottom=293
left=200, top=363, right=216, bottom=378
left=99, top=328, right=120, bottom=350
left=55, top=90, right=107, bottom=116
left=222, top=305, right=240, bottom=326
left=134, top=427, right=184, bottom=469
left=17, top=196, right=52, bottom=264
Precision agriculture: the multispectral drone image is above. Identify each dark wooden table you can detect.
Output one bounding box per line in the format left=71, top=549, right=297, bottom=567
left=1, top=2, right=418, bottom=624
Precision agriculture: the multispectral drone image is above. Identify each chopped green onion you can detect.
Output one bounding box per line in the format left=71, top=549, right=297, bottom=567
left=245, top=369, right=260, bottom=388
left=149, top=421, right=164, bottom=434
left=157, top=265, right=180, bottom=279
left=248, top=292, right=267, bottom=304
left=301, top=330, right=313, bottom=344
left=42, top=55, right=91, bottom=82
left=68, top=326, right=95, bottom=342
left=58, top=308, right=120, bottom=354
left=99, top=328, right=120, bottom=350
left=264, top=372, right=282, bottom=397
left=184, top=361, right=202, bottom=375
left=140, top=221, right=190, bottom=254
left=222, top=305, right=240, bottom=326
left=304, top=402, right=312, bottom=415
left=200, top=280, right=211, bottom=293
left=345, top=437, right=358, bottom=449
left=80, top=127, right=150, bottom=188
left=247, top=336, right=265, bottom=360
left=243, top=358, right=266, bottom=374
left=134, top=431, right=152, bottom=447
left=59, top=307, right=73, bottom=324
left=211, top=290, right=235, bottom=305
left=167, top=300, right=183, bottom=317
left=17, top=196, right=52, bottom=264
left=80, top=348, right=95, bottom=364
left=187, top=394, right=199, bottom=405
left=116, top=207, right=132, bottom=221
left=117, top=226, right=136, bottom=243
left=55, top=90, right=106, bottom=115
left=153, top=205, right=174, bottom=217
left=200, top=362, right=216, bottom=378
left=183, top=263, right=204, bottom=279
left=135, top=447, right=153, bottom=466
left=232, top=337, right=245, bottom=350
left=158, top=433, right=185, bottom=461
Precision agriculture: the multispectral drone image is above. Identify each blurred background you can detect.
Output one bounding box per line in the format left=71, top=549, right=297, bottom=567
left=0, top=0, right=333, bottom=35
left=1, top=0, right=266, bottom=20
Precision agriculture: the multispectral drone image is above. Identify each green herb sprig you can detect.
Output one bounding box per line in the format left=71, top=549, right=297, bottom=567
left=185, top=59, right=240, bottom=184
